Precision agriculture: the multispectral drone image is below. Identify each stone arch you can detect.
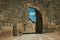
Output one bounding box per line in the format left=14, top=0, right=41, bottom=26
left=24, top=3, right=43, bottom=34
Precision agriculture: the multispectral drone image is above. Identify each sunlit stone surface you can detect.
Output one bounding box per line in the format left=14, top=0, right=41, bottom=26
left=14, top=34, right=56, bottom=40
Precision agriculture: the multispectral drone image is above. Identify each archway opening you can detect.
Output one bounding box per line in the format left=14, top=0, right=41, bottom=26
left=26, top=7, right=43, bottom=34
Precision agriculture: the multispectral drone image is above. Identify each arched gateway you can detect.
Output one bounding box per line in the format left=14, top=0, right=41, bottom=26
left=22, top=4, right=43, bottom=34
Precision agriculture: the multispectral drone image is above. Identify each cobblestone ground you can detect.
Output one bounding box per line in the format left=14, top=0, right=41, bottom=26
left=14, top=34, right=56, bottom=40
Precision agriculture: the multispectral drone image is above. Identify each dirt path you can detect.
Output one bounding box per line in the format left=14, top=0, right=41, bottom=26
left=14, top=34, right=56, bottom=40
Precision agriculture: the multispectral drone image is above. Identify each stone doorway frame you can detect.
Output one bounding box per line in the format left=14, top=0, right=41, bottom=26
left=22, top=3, right=43, bottom=34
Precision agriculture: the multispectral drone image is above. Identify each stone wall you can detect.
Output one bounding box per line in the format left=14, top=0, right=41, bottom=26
left=0, top=0, right=60, bottom=33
